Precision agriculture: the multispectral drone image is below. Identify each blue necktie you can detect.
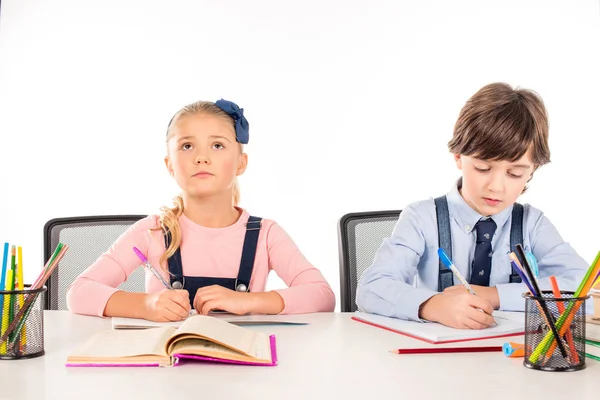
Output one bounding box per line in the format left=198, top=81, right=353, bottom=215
left=470, top=218, right=497, bottom=286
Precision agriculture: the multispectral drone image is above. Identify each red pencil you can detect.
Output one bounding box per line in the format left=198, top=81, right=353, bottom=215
left=392, top=346, right=502, bottom=354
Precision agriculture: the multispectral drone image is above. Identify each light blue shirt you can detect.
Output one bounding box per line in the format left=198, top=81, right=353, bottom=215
left=356, top=182, right=591, bottom=321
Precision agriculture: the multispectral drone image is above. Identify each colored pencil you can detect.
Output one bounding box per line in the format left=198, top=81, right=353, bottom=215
left=516, top=244, right=568, bottom=359
left=8, top=246, right=16, bottom=326
left=1, top=243, right=68, bottom=348
left=529, top=251, right=600, bottom=364
left=17, top=246, right=26, bottom=351
left=548, top=276, right=579, bottom=364
left=392, top=346, right=502, bottom=354
left=0, top=269, right=13, bottom=354
left=0, top=243, right=8, bottom=321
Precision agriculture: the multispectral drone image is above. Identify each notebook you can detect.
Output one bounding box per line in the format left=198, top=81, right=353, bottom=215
left=352, top=311, right=525, bottom=344
left=586, top=318, right=600, bottom=341
left=67, top=314, right=277, bottom=367
left=112, top=312, right=308, bottom=329
left=585, top=339, right=600, bottom=361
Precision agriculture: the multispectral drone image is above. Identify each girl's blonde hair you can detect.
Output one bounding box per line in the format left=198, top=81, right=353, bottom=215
left=156, top=100, right=242, bottom=268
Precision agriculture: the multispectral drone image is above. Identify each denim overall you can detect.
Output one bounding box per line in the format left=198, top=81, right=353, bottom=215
left=164, top=216, right=262, bottom=305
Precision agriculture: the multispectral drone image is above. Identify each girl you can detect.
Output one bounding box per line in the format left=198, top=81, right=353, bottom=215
left=67, top=99, right=335, bottom=321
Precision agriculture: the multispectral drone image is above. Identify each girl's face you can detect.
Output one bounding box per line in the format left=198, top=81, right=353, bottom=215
left=165, top=113, right=247, bottom=200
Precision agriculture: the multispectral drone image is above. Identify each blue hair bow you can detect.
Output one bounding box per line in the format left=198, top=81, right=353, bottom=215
left=215, top=99, right=249, bottom=144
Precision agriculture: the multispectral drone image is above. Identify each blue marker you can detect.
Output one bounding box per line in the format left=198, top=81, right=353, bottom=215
left=526, top=251, right=539, bottom=280
left=438, top=248, right=476, bottom=295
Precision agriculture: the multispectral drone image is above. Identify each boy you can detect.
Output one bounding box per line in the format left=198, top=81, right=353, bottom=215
left=356, top=82, right=589, bottom=329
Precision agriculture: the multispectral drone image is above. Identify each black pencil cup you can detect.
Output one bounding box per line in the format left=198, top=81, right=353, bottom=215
left=523, top=291, right=588, bottom=372
left=0, top=285, right=46, bottom=360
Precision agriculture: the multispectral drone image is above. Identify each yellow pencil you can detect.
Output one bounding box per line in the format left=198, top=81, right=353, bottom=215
left=593, top=273, right=600, bottom=290
left=17, top=246, right=26, bottom=350
left=0, top=270, right=13, bottom=354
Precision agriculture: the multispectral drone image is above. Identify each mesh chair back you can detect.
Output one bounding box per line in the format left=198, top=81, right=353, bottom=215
left=43, top=215, right=148, bottom=310
left=338, top=210, right=401, bottom=312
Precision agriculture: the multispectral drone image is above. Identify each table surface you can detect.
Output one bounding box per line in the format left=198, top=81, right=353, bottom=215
left=1, top=311, right=598, bottom=400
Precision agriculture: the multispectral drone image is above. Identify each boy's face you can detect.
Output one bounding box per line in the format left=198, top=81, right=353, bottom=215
left=454, top=152, right=534, bottom=216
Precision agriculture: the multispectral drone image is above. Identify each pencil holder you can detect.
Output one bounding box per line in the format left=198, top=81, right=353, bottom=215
left=523, top=291, right=588, bottom=372
left=0, top=285, right=46, bottom=360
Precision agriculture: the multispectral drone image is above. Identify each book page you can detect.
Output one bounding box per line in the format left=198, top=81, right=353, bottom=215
left=68, top=326, right=175, bottom=359
left=112, top=312, right=307, bottom=329
left=166, top=315, right=266, bottom=357
left=169, top=336, right=272, bottom=363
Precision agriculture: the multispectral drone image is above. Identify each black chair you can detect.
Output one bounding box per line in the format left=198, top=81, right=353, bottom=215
left=43, top=215, right=147, bottom=310
left=337, top=210, right=401, bottom=312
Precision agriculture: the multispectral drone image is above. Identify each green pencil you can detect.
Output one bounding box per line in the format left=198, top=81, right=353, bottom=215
left=529, top=251, right=600, bottom=364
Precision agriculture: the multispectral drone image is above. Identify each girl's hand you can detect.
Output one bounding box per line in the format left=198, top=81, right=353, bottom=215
left=193, top=285, right=249, bottom=315
left=143, top=289, right=191, bottom=321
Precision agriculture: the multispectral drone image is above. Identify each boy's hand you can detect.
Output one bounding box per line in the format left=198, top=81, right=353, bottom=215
left=418, top=292, right=496, bottom=329
left=443, top=284, right=500, bottom=309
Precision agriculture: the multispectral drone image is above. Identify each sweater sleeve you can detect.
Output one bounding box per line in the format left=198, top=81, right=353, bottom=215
left=66, top=216, right=159, bottom=316
left=266, top=222, right=335, bottom=314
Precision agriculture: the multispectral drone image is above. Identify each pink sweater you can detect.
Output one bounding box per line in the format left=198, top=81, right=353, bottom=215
left=67, top=209, right=335, bottom=316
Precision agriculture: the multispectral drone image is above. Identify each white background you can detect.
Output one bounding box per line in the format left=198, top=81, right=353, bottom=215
left=1, top=0, right=599, bottom=309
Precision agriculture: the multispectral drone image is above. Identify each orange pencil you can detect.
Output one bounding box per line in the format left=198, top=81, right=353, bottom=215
left=548, top=276, right=579, bottom=364
left=541, top=254, right=600, bottom=361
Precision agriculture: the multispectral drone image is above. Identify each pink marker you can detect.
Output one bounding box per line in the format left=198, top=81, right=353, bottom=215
left=133, top=247, right=172, bottom=289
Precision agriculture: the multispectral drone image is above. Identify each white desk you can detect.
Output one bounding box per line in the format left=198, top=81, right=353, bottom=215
left=1, top=311, right=598, bottom=400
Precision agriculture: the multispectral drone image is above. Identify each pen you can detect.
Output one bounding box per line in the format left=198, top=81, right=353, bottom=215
left=133, top=247, right=173, bottom=290
left=437, top=248, right=475, bottom=295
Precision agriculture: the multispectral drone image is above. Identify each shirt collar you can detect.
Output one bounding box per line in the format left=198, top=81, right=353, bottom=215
left=446, top=178, right=513, bottom=234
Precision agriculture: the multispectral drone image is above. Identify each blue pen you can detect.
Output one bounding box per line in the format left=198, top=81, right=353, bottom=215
left=0, top=243, right=9, bottom=320
left=437, top=248, right=476, bottom=295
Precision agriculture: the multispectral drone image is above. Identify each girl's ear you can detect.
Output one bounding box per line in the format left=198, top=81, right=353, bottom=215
left=164, top=156, right=174, bottom=177
left=236, top=153, right=248, bottom=176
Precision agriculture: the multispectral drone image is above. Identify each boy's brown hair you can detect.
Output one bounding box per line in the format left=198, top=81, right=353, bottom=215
left=448, top=82, right=551, bottom=167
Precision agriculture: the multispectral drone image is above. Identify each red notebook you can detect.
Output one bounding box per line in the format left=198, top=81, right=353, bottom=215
left=352, top=311, right=524, bottom=344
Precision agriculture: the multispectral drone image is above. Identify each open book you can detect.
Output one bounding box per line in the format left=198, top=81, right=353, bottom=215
left=112, top=312, right=308, bottom=329
left=352, top=311, right=524, bottom=344
left=66, top=315, right=277, bottom=367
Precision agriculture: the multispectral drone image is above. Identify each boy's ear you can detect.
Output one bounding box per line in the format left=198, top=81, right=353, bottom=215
left=164, top=156, right=174, bottom=177
left=236, top=153, right=248, bottom=176
left=453, top=154, right=462, bottom=170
